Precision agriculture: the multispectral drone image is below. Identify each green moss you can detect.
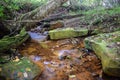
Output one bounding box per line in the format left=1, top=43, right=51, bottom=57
left=49, top=27, right=88, bottom=39
left=83, top=7, right=120, bottom=16
left=0, top=57, right=41, bottom=80
left=0, top=28, right=29, bottom=52
left=84, top=31, right=120, bottom=77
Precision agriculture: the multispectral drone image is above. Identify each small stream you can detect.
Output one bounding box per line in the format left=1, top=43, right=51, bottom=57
left=18, top=31, right=120, bottom=80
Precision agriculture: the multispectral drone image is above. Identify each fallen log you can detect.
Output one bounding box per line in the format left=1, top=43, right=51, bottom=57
left=40, top=14, right=83, bottom=22
left=4, top=14, right=83, bottom=24
left=49, top=27, right=88, bottom=39
left=5, top=0, right=68, bottom=31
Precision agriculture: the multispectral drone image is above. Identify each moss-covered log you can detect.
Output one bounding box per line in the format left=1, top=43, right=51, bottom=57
left=0, top=28, right=29, bottom=53
left=49, top=27, right=88, bottom=39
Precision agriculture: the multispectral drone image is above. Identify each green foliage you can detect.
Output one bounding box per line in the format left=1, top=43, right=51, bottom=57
left=0, top=0, right=48, bottom=20
left=0, top=0, right=20, bottom=19
left=84, top=7, right=120, bottom=15
left=68, top=6, right=120, bottom=28
left=0, top=27, right=29, bottom=52
left=0, top=6, right=4, bottom=19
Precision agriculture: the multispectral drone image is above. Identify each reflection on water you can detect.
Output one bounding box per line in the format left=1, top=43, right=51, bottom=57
left=44, top=61, right=50, bottom=65
left=28, top=32, right=47, bottom=42
left=30, top=55, right=41, bottom=61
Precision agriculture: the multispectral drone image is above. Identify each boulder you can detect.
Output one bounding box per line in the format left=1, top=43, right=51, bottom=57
left=49, top=27, right=88, bottom=39
left=84, top=31, right=120, bottom=77
left=0, top=57, right=41, bottom=80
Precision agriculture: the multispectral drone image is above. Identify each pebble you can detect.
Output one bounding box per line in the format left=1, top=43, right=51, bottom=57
left=87, top=56, right=92, bottom=62
left=26, top=68, right=31, bottom=71
left=23, top=72, right=28, bottom=78
left=47, top=67, right=55, bottom=73
left=17, top=72, right=23, bottom=77
left=34, top=56, right=41, bottom=61
left=91, top=72, right=99, bottom=77
left=69, top=75, right=76, bottom=78
left=117, top=42, right=120, bottom=45
left=13, top=56, right=20, bottom=62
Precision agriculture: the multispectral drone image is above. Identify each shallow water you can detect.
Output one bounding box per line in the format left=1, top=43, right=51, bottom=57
left=28, top=32, right=47, bottom=42
left=18, top=31, right=120, bottom=80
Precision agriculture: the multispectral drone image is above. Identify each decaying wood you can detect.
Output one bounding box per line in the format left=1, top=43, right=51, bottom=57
left=4, top=14, right=83, bottom=23
left=7, top=0, right=68, bottom=31
left=40, top=14, right=83, bottom=22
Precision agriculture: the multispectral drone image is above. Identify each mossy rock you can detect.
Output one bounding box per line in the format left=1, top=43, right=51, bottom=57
left=0, top=28, right=29, bottom=53
left=0, top=57, right=41, bottom=80
left=49, top=27, right=88, bottom=39
left=84, top=31, right=120, bottom=77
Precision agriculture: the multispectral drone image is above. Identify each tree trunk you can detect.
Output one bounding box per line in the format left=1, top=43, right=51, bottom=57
left=6, top=0, right=68, bottom=32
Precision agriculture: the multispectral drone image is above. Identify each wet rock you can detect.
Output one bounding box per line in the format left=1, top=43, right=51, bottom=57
left=84, top=31, right=120, bottom=77
left=49, top=27, right=88, bottom=39
left=44, top=61, right=50, bottom=65
left=53, top=50, right=70, bottom=60
left=53, top=49, right=81, bottom=60
left=91, top=72, right=99, bottom=77
left=69, top=75, right=76, bottom=78
left=0, top=57, right=41, bottom=80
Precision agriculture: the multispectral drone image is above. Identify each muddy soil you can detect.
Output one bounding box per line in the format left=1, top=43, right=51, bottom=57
left=18, top=36, right=120, bottom=80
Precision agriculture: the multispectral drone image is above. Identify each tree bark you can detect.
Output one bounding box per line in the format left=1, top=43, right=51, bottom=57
left=40, top=14, right=83, bottom=22
left=6, top=0, right=68, bottom=32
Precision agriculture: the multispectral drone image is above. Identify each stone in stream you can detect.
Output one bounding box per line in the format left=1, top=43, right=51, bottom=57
left=53, top=49, right=81, bottom=60
left=49, top=27, right=88, bottom=39
left=0, top=57, right=41, bottom=80
left=84, top=31, right=120, bottom=77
